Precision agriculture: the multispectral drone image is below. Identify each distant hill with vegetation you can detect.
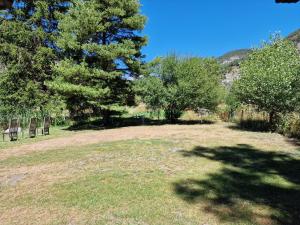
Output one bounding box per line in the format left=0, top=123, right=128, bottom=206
left=219, top=29, right=300, bottom=88
left=218, top=49, right=252, bottom=66
left=219, top=49, right=252, bottom=88
left=287, top=29, right=300, bottom=44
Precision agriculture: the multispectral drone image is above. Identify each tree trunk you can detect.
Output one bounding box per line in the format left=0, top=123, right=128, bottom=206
left=269, top=111, right=278, bottom=131
left=102, top=110, right=111, bottom=126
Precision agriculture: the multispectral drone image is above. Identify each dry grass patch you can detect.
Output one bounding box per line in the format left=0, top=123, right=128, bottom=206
left=0, top=123, right=299, bottom=225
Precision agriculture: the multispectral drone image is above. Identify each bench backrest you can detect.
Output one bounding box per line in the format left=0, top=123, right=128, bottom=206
left=29, top=118, right=37, bottom=137
left=43, top=117, right=51, bottom=135
left=44, top=117, right=51, bottom=128
left=29, top=118, right=37, bottom=130
left=9, top=119, right=19, bottom=133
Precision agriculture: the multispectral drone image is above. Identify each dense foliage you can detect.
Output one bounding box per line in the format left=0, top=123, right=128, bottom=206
left=47, top=0, right=147, bottom=122
left=136, top=55, right=223, bottom=122
left=1, top=1, right=300, bottom=139
left=231, top=37, right=300, bottom=128
left=0, top=0, right=68, bottom=116
left=0, top=0, right=146, bottom=123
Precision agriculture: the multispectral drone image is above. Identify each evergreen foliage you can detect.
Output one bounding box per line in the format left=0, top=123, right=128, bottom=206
left=48, top=0, right=147, bottom=122
left=0, top=0, right=69, bottom=115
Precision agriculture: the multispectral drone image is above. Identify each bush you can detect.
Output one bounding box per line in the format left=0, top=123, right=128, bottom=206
left=278, top=113, right=300, bottom=138
left=217, top=104, right=235, bottom=122
left=165, top=108, right=183, bottom=122
left=231, top=37, right=300, bottom=129
left=234, top=106, right=270, bottom=131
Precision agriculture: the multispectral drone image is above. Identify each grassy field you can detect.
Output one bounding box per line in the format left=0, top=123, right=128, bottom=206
left=0, top=127, right=74, bottom=149
left=0, top=122, right=299, bottom=225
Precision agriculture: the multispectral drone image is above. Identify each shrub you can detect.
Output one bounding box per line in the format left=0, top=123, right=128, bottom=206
left=235, top=105, right=270, bottom=131
left=232, top=37, right=300, bottom=130
left=165, top=108, right=183, bottom=122
left=278, top=113, right=300, bottom=138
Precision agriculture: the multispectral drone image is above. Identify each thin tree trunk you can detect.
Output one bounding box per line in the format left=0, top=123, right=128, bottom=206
left=269, top=111, right=277, bottom=131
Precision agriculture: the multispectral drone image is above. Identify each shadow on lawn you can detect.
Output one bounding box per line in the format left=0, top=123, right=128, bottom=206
left=174, top=144, right=300, bottom=225
left=66, top=117, right=214, bottom=131
left=227, top=119, right=271, bottom=132
left=286, top=138, right=300, bottom=148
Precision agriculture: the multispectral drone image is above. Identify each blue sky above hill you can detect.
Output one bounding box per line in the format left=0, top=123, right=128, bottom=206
left=141, top=0, right=300, bottom=61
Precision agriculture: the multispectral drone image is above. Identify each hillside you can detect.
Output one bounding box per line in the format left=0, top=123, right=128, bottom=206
left=287, top=29, right=300, bottom=43
left=218, top=49, right=252, bottom=66
left=220, top=29, right=300, bottom=66
left=220, top=29, right=300, bottom=87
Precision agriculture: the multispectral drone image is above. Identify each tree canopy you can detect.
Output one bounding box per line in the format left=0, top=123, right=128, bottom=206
left=47, top=0, right=147, bottom=121
left=136, top=55, right=223, bottom=122
left=0, top=0, right=146, bottom=121
left=0, top=0, right=68, bottom=115
left=232, top=37, right=300, bottom=126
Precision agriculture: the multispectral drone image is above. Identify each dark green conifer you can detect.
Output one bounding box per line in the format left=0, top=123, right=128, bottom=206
left=48, top=0, right=147, bottom=121
left=0, top=1, right=68, bottom=115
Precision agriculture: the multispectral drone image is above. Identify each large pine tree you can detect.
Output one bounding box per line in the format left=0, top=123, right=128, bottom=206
left=0, top=0, right=68, bottom=115
left=48, top=0, right=147, bottom=122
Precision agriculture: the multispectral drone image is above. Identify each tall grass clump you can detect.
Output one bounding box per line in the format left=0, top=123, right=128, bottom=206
left=278, top=113, right=300, bottom=138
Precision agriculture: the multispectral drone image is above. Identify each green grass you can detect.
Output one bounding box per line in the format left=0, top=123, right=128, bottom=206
left=0, top=123, right=299, bottom=225
left=0, top=139, right=173, bottom=167
left=0, top=126, right=73, bottom=149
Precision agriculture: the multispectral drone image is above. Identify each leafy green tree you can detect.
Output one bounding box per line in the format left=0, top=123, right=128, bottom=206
left=48, top=0, right=147, bottom=122
left=177, top=57, right=222, bottom=112
left=137, top=55, right=223, bottom=122
left=135, top=76, right=166, bottom=113
left=225, top=90, right=241, bottom=113
left=0, top=1, right=68, bottom=115
left=157, top=55, right=182, bottom=122
left=232, top=37, right=300, bottom=128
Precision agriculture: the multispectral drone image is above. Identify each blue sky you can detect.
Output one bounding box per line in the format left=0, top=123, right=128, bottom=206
left=140, top=0, right=300, bottom=61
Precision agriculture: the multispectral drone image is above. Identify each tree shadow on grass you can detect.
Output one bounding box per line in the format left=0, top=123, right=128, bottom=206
left=65, top=117, right=215, bottom=131
left=174, top=144, right=300, bottom=225
left=228, top=120, right=271, bottom=132
left=286, top=138, right=300, bottom=148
